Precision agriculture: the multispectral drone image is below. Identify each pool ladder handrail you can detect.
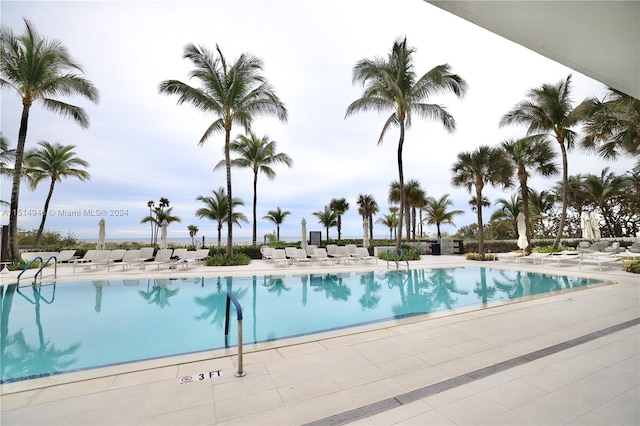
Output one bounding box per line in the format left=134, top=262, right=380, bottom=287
left=224, top=292, right=247, bottom=377
left=386, top=249, right=409, bottom=270
left=16, top=255, right=58, bottom=285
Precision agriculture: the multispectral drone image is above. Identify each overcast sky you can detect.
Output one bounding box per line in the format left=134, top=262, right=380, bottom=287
left=1, top=0, right=636, bottom=243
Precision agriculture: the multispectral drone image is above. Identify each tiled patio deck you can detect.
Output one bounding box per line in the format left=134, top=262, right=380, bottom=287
left=1, top=254, right=638, bottom=425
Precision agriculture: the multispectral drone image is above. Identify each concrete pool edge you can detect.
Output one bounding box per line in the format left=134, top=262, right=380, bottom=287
left=304, top=317, right=640, bottom=426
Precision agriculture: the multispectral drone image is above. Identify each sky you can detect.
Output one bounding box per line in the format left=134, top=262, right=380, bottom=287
left=1, top=0, right=636, bottom=243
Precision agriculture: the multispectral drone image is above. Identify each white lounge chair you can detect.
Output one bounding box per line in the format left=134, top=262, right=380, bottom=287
left=177, top=251, right=197, bottom=268
left=138, top=247, right=155, bottom=262
left=172, top=248, right=188, bottom=260
left=261, top=246, right=276, bottom=261
left=70, top=249, right=97, bottom=267
left=311, top=248, right=335, bottom=266
left=143, top=249, right=175, bottom=270
left=516, top=252, right=550, bottom=264
left=272, top=249, right=290, bottom=267
left=73, top=250, right=108, bottom=272
left=352, top=247, right=377, bottom=264
left=291, top=249, right=312, bottom=266
left=579, top=254, right=623, bottom=271
left=117, top=249, right=142, bottom=270
left=56, top=250, right=77, bottom=263
left=195, top=249, right=209, bottom=264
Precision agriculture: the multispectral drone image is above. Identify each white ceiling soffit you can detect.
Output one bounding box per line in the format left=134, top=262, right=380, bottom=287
left=426, top=1, right=640, bottom=99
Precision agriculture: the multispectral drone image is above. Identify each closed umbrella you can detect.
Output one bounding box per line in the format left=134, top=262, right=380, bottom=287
left=516, top=212, right=528, bottom=251
left=97, top=218, right=106, bottom=250
left=301, top=218, right=307, bottom=250
left=160, top=219, right=168, bottom=249
left=581, top=212, right=594, bottom=239
left=590, top=211, right=601, bottom=240
left=363, top=217, right=370, bottom=249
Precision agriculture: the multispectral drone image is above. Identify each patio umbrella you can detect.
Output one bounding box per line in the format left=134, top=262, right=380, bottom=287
left=590, top=211, right=601, bottom=240
left=301, top=218, right=307, bottom=250
left=97, top=218, right=106, bottom=250
left=363, top=217, right=370, bottom=248
left=581, top=212, right=594, bottom=239
left=516, top=212, right=528, bottom=250
left=160, top=219, right=168, bottom=249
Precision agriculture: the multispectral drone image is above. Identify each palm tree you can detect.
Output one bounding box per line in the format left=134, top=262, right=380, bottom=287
left=187, top=225, right=199, bottom=246
left=346, top=37, right=467, bottom=250
left=356, top=194, right=379, bottom=240
left=0, top=133, right=15, bottom=177
left=22, top=141, right=91, bottom=246
left=490, top=194, right=522, bottom=232
left=0, top=19, right=99, bottom=259
left=424, top=194, right=464, bottom=239
left=583, top=167, right=628, bottom=237
left=195, top=188, right=247, bottom=247
left=451, top=146, right=513, bottom=255
left=141, top=198, right=174, bottom=245
left=389, top=179, right=425, bottom=240
left=376, top=213, right=398, bottom=240
left=159, top=44, right=287, bottom=259
left=215, top=131, right=292, bottom=246
left=313, top=205, right=337, bottom=240
left=329, top=198, right=349, bottom=240
left=529, top=189, right=556, bottom=238
left=580, top=87, right=640, bottom=163
left=262, top=207, right=290, bottom=242
left=501, top=135, right=558, bottom=253
left=499, top=75, right=585, bottom=249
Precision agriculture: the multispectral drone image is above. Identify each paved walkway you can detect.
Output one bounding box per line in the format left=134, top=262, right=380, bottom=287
left=1, top=255, right=638, bottom=425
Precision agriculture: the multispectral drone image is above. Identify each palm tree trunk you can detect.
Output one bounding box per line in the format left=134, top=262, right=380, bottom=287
left=520, top=175, right=532, bottom=255
left=34, top=179, right=56, bottom=247
left=369, top=214, right=374, bottom=240
left=396, top=122, right=405, bottom=250
left=553, top=139, right=569, bottom=249
left=225, top=127, right=233, bottom=258
left=9, top=104, right=31, bottom=260
left=476, top=184, right=485, bottom=255
left=252, top=172, right=258, bottom=246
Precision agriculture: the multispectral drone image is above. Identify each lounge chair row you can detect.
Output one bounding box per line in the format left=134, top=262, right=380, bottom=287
left=70, top=248, right=210, bottom=272
left=498, top=250, right=625, bottom=271
left=261, top=244, right=377, bottom=268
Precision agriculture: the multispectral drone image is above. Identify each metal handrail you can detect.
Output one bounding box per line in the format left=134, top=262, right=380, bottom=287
left=386, top=249, right=409, bottom=270
left=17, top=255, right=58, bottom=285
left=224, top=293, right=246, bottom=377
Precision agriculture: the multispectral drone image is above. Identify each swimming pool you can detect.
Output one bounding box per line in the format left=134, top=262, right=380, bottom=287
left=0, top=267, right=603, bottom=383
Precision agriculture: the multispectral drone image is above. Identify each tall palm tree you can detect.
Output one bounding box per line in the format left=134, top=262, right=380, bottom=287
left=146, top=200, right=155, bottom=244
left=501, top=135, right=558, bottom=253
left=329, top=198, right=349, bottom=240
left=22, top=141, right=91, bottom=246
left=159, top=44, right=287, bottom=259
left=195, top=187, right=247, bottom=246
left=346, top=37, right=467, bottom=250
left=0, top=19, right=99, bottom=259
left=451, top=146, right=513, bottom=255
left=405, top=180, right=426, bottom=240
left=499, top=75, right=586, bottom=249
left=356, top=193, right=379, bottom=240
left=262, top=207, right=290, bottom=242
left=215, top=131, right=292, bottom=246
left=583, top=167, right=628, bottom=237
left=141, top=198, right=173, bottom=245
left=580, top=87, right=640, bottom=164
left=313, top=205, right=337, bottom=240
left=424, top=194, right=464, bottom=239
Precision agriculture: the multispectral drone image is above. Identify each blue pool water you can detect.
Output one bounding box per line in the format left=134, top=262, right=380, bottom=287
left=0, top=267, right=603, bottom=383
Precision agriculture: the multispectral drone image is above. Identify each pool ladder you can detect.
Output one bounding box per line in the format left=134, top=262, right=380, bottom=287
left=224, top=293, right=247, bottom=377
left=386, top=249, right=409, bottom=270
left=17, top=255, right=57, bottom=285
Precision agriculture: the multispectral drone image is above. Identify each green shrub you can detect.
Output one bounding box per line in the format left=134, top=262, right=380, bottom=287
left=377, top=248, right=421, bottom=261
left=205, top=252, right=251, bottom=266
left=623, top=261, right=640, bottom=274
left=465, top=252, right=498, bottom=261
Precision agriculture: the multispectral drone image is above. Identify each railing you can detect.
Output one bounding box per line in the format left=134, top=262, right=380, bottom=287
left=17, top=255, right=57, bottom=285
left=386, top=249, right=409, bottom=270
left=224, top=293, right=246, bottom=377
